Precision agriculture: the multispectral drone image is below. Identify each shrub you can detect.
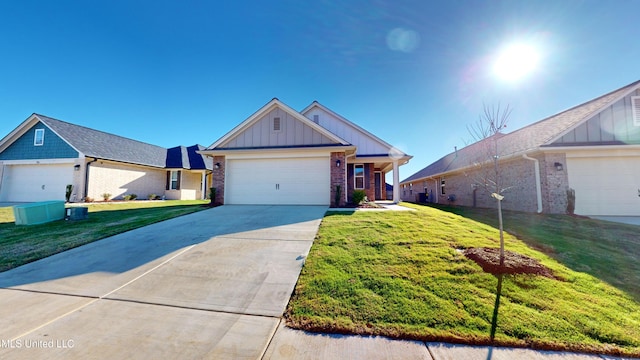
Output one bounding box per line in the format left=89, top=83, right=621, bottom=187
left=209, top=187, right=216, bottom=204
left=65, top=184, right=73, bottom=202
left=566, top=188, right=576, bottom=214
left=101, top=193, right=111, bottom=201
left=352, top=190, right=366, bottom=205
left=130, top=193, right=137, bottom=200
left=84, top=196, right=94, bottom=203
left=148, top=194, right=157, bottom=200
left=123, top=194, right=137, bottom=201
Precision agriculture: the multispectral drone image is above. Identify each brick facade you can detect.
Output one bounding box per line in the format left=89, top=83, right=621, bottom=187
left=211, top=155, right=225, bottom=204
left=401, top=153, right=571, bottom=214
left=330, top=152, right=346, bottom=207
left=366, top=163, right=375, bottom=201
left=539, top=152, right=569, bottom=214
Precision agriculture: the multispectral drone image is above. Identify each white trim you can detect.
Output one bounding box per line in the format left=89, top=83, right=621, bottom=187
left=34, top=128, right=44, bottom=146
left=0, top=158, right=76, bottom=165
left=199, top=145, right=356, bottom=158
left=392, top=161, right=400, bottom=203
left=632, top=96, right=640, bottom=126
left=542, top=144, right=640, bottom=154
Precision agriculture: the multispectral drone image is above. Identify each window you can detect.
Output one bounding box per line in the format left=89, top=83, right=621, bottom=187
left=409, top=183, right=413, bottom=195
left=273, top=117, right=282, bottom=132
left=167, top=170, right=181, bottom=190
left=34, top=128, right=44, bottom=146
left=354, top=164, right=364, bottom=189
left=633, top=96, right=640, bottom=126
left=440, top=178, right=446, bottom=195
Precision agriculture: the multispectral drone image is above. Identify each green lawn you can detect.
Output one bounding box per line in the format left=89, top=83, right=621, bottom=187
left=0, top=200, right=209, bottom=272
left=286, top=203, right=640, bottom=357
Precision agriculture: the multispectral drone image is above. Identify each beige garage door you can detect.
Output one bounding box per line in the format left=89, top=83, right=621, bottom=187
left=226, top=157, right=330, bottom=205
left=567, top=156, right=640, bottom=216
left=0, top=164, right=73, bottom=202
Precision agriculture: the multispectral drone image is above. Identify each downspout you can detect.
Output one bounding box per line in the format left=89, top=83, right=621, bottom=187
left=522, top=154, right=543, bottom=213
left=84, top=157, right=98, bottom=201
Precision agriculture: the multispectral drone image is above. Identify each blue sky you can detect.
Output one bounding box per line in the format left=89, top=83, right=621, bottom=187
left=1, top=0, right=638, bottom=181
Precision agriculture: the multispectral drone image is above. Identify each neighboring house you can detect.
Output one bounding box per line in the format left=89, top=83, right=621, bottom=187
left=385, top=183, right=393, bottom=200
left=199, top=98, right=412, bottom=206
left=401, top=80, right=640, bottom=217
left=0, top=114, right=213, bottom=202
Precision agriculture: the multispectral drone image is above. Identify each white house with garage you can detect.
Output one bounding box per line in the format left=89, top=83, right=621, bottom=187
left=0, top=114, right=212, bottom=202
left=400, top=79, right=640, bottom=217
left=200, top=98, right=412, bottom=206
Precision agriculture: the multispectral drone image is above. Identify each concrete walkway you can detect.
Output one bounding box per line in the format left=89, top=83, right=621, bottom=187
left=0, top=205, right=633, bottom=359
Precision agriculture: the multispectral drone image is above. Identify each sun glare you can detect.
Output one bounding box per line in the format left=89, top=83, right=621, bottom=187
left=493, top=43, right=540, bottom=82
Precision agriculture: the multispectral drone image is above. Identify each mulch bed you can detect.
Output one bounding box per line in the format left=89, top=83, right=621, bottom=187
left=463, top=247, right=556, bottom=279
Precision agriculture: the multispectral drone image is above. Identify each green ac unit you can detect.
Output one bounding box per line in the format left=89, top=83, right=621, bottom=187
left=13, top=201, right=65, bottom=225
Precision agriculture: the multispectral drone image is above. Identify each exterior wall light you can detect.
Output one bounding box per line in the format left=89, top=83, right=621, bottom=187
left=336, top=159, right=341, bottom=167
left=74, top=164, right=81, bottom=171
left=215, top=163, right=220, bottom=169
left=554, top=162, right=563, bottom=171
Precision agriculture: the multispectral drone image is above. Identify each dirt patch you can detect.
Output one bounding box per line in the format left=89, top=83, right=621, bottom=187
left=463, top=247, right=556, bottom=279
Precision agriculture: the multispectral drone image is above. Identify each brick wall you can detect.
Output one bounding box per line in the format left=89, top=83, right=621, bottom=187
left=211, top=156, right=225, bottom=204
left=330, top=152, right=346, bottom=207
left=366, top=163, right=375, bottom=201
left=539, top=152, right=569, bottom=214
left=430, top=157, right=539, bottom=212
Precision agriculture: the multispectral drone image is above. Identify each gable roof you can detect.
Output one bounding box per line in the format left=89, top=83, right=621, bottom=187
left=0, top=113, right=210, bottom=170
left=301, top=101, right=403, bottom=155
left=206, top=98, right=350, bottom=149
left=33, top=114, right=168, bottom=167
left=402, top=79, right=640, bottom=183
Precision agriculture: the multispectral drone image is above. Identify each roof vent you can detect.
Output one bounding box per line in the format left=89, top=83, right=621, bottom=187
left=313, top=115, right=319, bottom=124
left=632, top=96, right=640, bottom=126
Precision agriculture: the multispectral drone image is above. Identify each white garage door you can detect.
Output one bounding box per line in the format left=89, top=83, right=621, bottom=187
left=0, top=164, right=74, bottom=202
left=226, top=157, right=330, bottom=205
left=567, top=156, right=640, bottom=216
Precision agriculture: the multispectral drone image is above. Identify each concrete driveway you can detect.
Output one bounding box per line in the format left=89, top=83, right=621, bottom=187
left=0, top=205, right=327, bottom=359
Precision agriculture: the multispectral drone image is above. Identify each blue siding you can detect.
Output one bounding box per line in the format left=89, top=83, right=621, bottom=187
left=0, top=122, right=79, bottom=160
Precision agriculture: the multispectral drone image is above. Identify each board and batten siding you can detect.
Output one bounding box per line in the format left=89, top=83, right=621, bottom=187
left=220, top=108, right=336, bottom=148
left=553, top=89, right=640, bottom=145
left=304, top=107, right=391, bottom=155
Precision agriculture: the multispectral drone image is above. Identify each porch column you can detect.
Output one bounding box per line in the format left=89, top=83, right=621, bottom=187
left=392, top=160, right=400, bottom=204
left=201, top=172, right=206, bottom=200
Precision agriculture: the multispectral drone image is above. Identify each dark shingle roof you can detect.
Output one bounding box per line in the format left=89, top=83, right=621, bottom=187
left=166, top=144, right=212, bottom=170
left=402, top=80, right=640, bottom=183
left=36, top=114, right=167, bottom=167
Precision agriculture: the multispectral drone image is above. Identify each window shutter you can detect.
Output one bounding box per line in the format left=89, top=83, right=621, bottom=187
left=633, top=96, right=640, bottom=126
left=166, top=171, right=170, bottom=190
left=176, top=170, right=181, bottom=190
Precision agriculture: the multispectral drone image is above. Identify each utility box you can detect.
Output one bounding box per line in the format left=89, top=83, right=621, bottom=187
left=13, top=201, right=65, bottom=225
left=65, top=207, right=88, bottom=221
